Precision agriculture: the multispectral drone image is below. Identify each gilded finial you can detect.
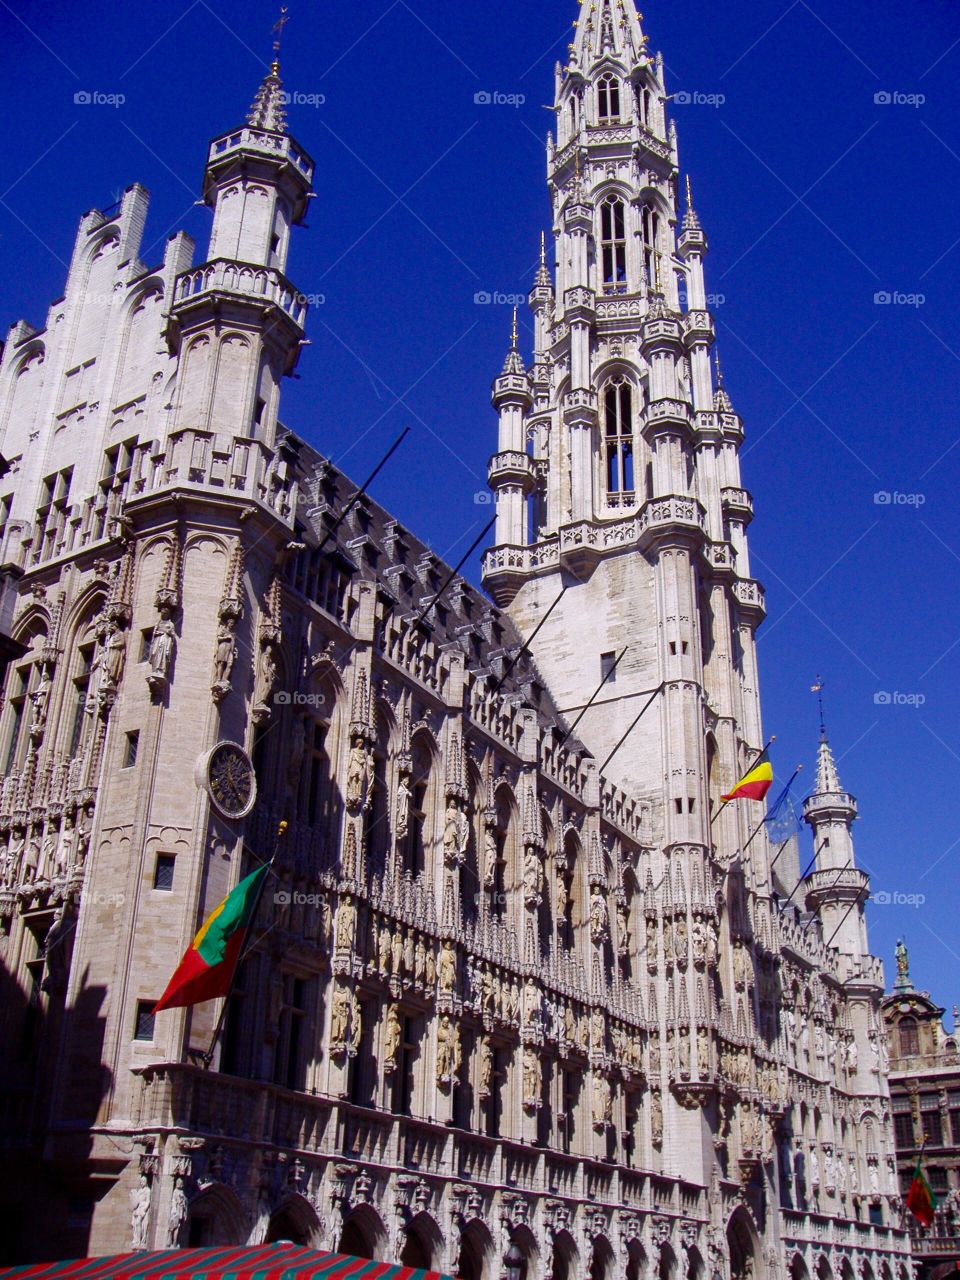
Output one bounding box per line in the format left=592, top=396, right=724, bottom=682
left=540, top=230, right=547, bottom=267
left=511, top=307, right=519, bottom=350
left=686, top=174, right=693, bottom=207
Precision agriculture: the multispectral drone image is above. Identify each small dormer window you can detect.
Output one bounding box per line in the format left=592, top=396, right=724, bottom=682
left=598, top=74, right=621, bottom=123
left=899, top=1016, right=919, bottom=1057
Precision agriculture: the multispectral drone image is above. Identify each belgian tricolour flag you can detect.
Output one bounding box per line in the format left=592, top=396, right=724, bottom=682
left=722, top=749, right=774, bottom=803
left=154, top=865, right=268, bottom=1013
left=907, top=1155, right=937, bottom=1228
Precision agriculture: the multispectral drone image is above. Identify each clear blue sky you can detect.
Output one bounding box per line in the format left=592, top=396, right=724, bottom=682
left=0, top=0, right=958, bottom=1008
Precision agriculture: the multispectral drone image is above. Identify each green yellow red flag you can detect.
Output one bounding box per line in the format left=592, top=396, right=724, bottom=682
left=907, top=1155, right=937, bottom=1227
left=154, top=864, right=268, bottom=1013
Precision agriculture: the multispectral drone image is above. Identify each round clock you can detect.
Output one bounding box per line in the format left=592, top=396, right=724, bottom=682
left=196, top=741, right=257, bottom=820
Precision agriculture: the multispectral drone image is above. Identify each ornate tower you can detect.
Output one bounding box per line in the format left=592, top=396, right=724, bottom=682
left=166, top=60, right=314, bottom=447
left=482, top=0, right=766, bottom=870
left=803, top=732, right=870, bottom=965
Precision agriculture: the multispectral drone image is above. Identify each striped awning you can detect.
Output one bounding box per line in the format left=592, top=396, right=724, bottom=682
left=0, top=1243, right=454, bottom=1280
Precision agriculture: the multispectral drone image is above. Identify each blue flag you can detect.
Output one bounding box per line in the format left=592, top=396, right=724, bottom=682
left=764, top=780, right=802, bottom=843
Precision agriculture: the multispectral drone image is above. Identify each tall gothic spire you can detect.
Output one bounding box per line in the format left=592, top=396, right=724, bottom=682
left=569, top=0, right=649, bottom=70
left=814, top=735, right=842, bottom=794
left=248, top=60, right=288, bottom=134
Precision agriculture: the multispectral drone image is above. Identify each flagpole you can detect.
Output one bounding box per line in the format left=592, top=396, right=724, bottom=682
left=559, top=647, right=629, bottom=747
left=780, top=840, right=827, bottom=911
left=599, top=682, right=665, bottom=774
left=741, top=765, right=803, bottom=856
left=201, top=819, right=288, bottom=1070
left=801, top=859, right=852, bottom=933
left=315, top=427, right=410, bottom=555
left=710, top=736, right=776, bottom=829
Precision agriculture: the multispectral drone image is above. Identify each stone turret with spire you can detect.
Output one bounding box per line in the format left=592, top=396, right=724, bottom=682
left=803, top=709, right=871, bottom=963
left=166, top=45, right=315, bottom=446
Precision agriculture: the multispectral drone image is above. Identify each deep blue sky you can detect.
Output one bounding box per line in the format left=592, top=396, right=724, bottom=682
left=0, top=0, right=958, bottom=1008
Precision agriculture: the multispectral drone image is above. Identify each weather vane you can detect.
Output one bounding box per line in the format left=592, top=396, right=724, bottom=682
left=811, top=675, right=826, bottom=738
left=272, top=5, right=290, bottom=59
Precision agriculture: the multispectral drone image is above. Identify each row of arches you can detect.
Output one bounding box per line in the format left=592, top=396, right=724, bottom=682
left=179, top=1189, right=772, bottom=1280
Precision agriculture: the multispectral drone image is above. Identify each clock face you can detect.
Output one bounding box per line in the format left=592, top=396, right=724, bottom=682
left=204, top=742, right=257, bottom=819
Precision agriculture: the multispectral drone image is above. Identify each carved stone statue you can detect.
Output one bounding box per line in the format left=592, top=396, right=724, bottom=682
left=253, top=643, right=279, bottom=712
left=213, top=618, right=238, bottom=688
left=335, top=897, right=356, bottom=951
left=650, top=1091, right=663, bottom=1145
left=647, top=917, right=658, bottom=964
left=167, top=1174, right=189, bottom=1248
left=346, top=736, right=372, bottom=811
left=593, top=1076, right=611, bottom=1129
left=391, top=928, right=403, bottom=976
left=439, top=940, right=457, bottom=993
left=414, top=936, right=426, bottom=985
left=590, top=889, right=608, bottom=943
left=523, top=1046, right=540, bottom=1103
left=482, top=824, right=498, bottom=888
left=698, top=1028, right=710, bottom=1076
left=384, top=1003, right=402, bottom=1071
left=436, top=1014, right=459, bottom=1082
left=130, top=1174, right=152, bottom=1250
left=331, top=986, right=351, bottom=1047
left=895, top=938, right=910, bottom=984
left=349, top=994, right=362, bottom=1052
left=523, top=847, right=543, bottom=907
left=102, top=622, right=127, bottom=689
left=442, top=801, right=469, bottom=867
left=396, top=773, right=412, bottom=840
left=31, top=665, right=52, bottom=732
left=147, top=608, right=177, bottom=689
left=378, top=923, right=392, bottom=974
left=478, top=1038, right=493, bottom=1097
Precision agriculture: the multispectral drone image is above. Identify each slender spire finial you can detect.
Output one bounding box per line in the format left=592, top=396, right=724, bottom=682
left=714, top=348, right=724, bottom=385
left=511, top=307, right=519, bottom=350
left=686, top=174, right=693, bottom=207
left=540, top=231, right=546, bottom=268
left=811, top=675, right=827, bottom=740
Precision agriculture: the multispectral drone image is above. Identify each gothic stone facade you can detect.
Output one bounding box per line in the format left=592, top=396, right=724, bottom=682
left=0, top=5, right=911, bottom=1280
left=882, top=947, right=960, bottom=1278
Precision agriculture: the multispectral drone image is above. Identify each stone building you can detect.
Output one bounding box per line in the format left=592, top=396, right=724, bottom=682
left=882, top=944, right=960, bottom=1279
left=0, top=2, right=912, bottom=1279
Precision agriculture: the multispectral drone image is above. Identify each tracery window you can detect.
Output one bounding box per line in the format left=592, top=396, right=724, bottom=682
left=600, top=196, right=627, bottom=292
left=598, top=74, right=621, bottom=123
left=604, top=377, right=634, bottom=498
left=641, top=203, right=661, bottom=288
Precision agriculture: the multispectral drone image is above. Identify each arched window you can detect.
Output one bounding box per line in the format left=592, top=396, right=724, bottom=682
left=600, top=197, right=628, bottom=292
left=402, top=736, right=434, bottom=877
left=636, top=84, right=652, bottom=126
left=598, top=75, right=621, bottom=123
left=604, top=378, right=634, bottom=498
left=641, top=204, right=660, bottom=288
left=899, top=1016, right=919, bottom=1057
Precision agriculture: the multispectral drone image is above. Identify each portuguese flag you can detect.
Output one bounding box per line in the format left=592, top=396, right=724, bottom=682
left=154, top=865, right=268, bottom=1013
left=907, top=1155, right=937, bottom=1228
left=722, top=749, right=774, bottom=803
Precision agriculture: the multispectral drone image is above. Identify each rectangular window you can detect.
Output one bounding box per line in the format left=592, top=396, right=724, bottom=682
left=134, top=1001, right=156, bottom=1042
left=139, top=629, right=154, bottom=662
left=153, top=854, right=175, bottom=891
left=929, top=1165, right=949, bottom=1192
left=123, top=731, right=140, bottom=769
left=600, top=651, right=617, bottom=684
left=868, top=1204, right=884, bottom=1226
left=68, top=645, right=94, bottom=757
left=894, top=1113, right=915, bottom=1148
left=922, top=1108, right=943, bottom=1147
left=950, top=1109, right=960, bottom=1145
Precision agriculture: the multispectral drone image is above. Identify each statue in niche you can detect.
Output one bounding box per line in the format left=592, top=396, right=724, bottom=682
left=346, top=736, right=372, bottom=811
left=439, top=940, right=457, bottom=992
left=147, top=608, right=177, bottom=690
left=212, top=618, right=238, bottom=690
left=384, top=1003, right=401, bottom=1071
left=130, top=1174, right=152, bottom=1250
left=443, top=801, right=469, bottom=867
